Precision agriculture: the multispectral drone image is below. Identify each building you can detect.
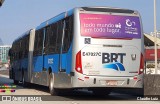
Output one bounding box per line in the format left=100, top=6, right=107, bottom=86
left=0, top=45, right=11, bottom=64
left=145, top=46, right=160, bottom=61
left=145, top=46, right=160, bottom=70
left=144, top=33, right=160, bottom=64
left=144, top=33, right=160, bottom=46
left=144, top=33, right=160, bottom=74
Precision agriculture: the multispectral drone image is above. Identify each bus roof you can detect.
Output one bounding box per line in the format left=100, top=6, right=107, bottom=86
left=12, top=6, right=139, bottom=45
left=13, top=30, right=31, bottom=44
left=36, top=9, right=74, bottom=30
left=12, top=9, right=74, bottom=45
left=80, top=7, right=136, bottom=14
left=35, top=7, right=137, bottom=31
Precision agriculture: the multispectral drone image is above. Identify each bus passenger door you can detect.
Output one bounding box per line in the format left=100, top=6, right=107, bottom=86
left=52, top=20, right=67, bottom=88
left=32, top=29, right=45, bottom=85
left=59, top=16, right=73, bottom=74
left=41, top=28, right=47, bottom=85
left=54, top=17, right=73, bottom=88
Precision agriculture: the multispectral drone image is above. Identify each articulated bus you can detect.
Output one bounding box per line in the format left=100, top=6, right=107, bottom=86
left=9, top=7, right=144, bottom=95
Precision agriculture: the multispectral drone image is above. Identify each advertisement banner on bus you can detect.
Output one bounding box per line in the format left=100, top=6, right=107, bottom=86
left=80, top=13, right=141, bottom=39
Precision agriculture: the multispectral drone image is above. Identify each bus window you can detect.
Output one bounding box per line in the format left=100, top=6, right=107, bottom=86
left=62, top=16, right=73, bottom=53
left=45, top=22, right=58, bottom=54
left=56, top=20, right=63, bottom=53
left=44, top=26, right=50, bottom=54
left=34, top=29, right=44, bottom=56
left=49, top=23, right=57, bottom=53
left=25, top=35, right=29, bottom=58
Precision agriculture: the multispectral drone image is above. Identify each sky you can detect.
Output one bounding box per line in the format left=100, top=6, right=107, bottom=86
left=0, top=0, right=160, bottom=45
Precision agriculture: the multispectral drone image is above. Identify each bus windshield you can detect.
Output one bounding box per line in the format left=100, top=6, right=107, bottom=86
left=80, top=13, right=141, bottom=39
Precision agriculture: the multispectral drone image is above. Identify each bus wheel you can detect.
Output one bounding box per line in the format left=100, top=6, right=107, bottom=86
left=49, top=73, right=57, bottom=95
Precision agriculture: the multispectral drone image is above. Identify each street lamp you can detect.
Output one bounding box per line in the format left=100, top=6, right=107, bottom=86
left=154, top=0, right=158, bottom=74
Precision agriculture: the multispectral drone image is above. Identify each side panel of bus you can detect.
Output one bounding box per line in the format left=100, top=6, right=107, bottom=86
left=31, top=14, right=74, bottom=88
left=32, top=29, right=44, bottom=84
left=10, top=31, right=31, bottom=83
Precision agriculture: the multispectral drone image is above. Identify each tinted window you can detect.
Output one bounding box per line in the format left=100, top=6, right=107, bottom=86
left=45, top=23, right=58, bottom=54
left=44, top=20, right=63, bottom=54
left=34, top=29, right=44, bottom=56
left=42, top=15, right=73, bottom=55
left=14, top=41, right=20, bottom=60
left=56, top=20, right=63, bottom=53
left=24, top=35, right=29, bottom=58
left=62, top=15, right=73, bottom=53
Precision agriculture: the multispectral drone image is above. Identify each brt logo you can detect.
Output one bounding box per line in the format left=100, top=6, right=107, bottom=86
left=102, top=53, right=126, bottom=64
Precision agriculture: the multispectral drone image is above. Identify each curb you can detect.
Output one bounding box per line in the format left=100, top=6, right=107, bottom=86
left=0, top=74, right=9, bottom=78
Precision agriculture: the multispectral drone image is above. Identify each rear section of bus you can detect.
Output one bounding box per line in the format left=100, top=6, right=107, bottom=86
left=72, top=7, right=144, bottom=89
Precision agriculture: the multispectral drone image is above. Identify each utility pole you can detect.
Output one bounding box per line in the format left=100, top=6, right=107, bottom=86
left=154, top=0, right=158, bottom=74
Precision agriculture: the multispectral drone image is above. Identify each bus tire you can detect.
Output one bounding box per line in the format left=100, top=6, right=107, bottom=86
left=49, top=73, right=57, bottom=96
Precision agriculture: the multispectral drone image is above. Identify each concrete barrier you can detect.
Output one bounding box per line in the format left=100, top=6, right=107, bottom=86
left=113, top=75, right=160, bottom=95
left=144, top=74, right=160, bottom=95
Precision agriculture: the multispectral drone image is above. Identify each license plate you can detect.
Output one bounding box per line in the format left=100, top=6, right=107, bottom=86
left=106, top=80, right=118, bottom=86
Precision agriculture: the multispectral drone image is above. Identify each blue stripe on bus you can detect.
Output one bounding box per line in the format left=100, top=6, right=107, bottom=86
left=115, top=63, right=125, bottom=71
left=21, top=58, right=28, bottom=71
left=43, top=54, right=60, bottom=73
left=103, top=63, right=118, bottom=71
left=67, top=9, right=74, bottom=17
left=103, top=62, right=125, bottom=71
left=33, top=56, right=43, bottom=72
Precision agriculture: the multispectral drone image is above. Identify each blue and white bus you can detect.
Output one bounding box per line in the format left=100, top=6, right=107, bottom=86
left=9, top=7, right=144, bottom=95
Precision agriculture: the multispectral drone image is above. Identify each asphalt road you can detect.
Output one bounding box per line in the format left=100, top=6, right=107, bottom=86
left=0, top=67, right=158, bottom=103
left=0, top=74, right=139, bottom=101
